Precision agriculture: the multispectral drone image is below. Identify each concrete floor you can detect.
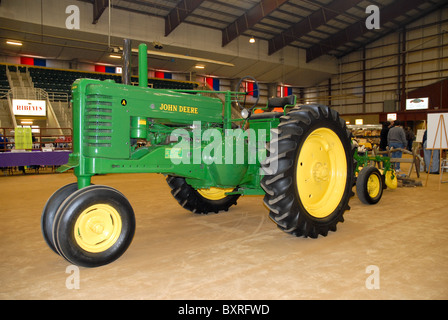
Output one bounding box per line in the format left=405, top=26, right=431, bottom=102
left=1, top=165, right=447, bottom=300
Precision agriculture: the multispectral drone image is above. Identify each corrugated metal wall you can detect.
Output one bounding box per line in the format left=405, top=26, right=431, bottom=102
left=303, top=8, right=448, bottom=119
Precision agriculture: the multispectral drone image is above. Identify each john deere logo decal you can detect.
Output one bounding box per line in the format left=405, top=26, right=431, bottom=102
left=121, top=99, right=127, bottom=106
left=160, top=103, right=198, bottom=114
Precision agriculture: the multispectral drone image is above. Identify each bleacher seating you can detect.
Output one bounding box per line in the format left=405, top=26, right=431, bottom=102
left=0, top=65, right=10, bottom=92
left=0, top=64, right=199, bottom=100
left=29, top=68, right=91, bottom=96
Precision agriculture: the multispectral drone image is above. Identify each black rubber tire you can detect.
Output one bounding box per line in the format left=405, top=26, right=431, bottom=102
left=356, top=166, right=383, bottom=205
left=41, top=183, right=79, bottom=254
left=52, top=185, right=135, bottom=268
left=260, top=104, right=355, bottom=238
left=166, top=176, right=240, bottom=214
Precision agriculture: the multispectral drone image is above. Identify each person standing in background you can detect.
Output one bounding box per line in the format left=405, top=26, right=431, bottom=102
left=405, top=127, right=415, bottom=151
left=379, top=121, right=390, bottom=151
left=0, top=133, right=7, bottom=152
left=387, top=120, right=407, bottom=172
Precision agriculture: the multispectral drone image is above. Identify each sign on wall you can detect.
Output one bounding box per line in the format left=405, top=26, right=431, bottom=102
left=12, top=99, right=46, bottom=117
left=427, top=113, right=448, bottom=149
left=406, top=97, right=429, bottom=110
left=387, top=113, right=397, bottom=121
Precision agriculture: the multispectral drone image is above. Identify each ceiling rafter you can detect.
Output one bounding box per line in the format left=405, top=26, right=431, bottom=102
left=77, top=0, right=447, bottom=66
left=221, top=0, right=290, bottom=47
left=334, top=0, right=445, bottom=59
left=119, top=0, right=173, bottom=13
left=256, top=4, right=356, bottom=45
left=305, top=0, right=428, bottom=62
left=92, top=0, right=109, bottom=24
left=268, top=0, right=364, bottom=55
left=165, top=0, right=207, bottom=36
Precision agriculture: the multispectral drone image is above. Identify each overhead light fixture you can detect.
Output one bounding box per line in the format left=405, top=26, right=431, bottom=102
left=195, top=64, right=205, bottom=69
left=21, top=121, right=33, bottom=125
left=109, top=54, right=121, bottom=59
left=152, top=41, right=163, bottom=50
left=7, top=40, right=23, bottom=46
left=249, top=37, right=256, bottom=44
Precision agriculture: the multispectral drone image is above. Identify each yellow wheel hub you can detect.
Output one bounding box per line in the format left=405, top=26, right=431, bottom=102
left=296, top=128, right=347, bottom=218
left=74, top=204, right=122, bottom=253
left=367, top=174, right=381, bottom=198
left=197, top=187, right=234, bottom=200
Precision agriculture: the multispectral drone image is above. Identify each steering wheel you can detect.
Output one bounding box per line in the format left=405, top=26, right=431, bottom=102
left=235, top=76, right=260, bottom=111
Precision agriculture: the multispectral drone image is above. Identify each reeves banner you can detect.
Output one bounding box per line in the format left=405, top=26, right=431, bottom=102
left=13, top=99, right=46, bottom=116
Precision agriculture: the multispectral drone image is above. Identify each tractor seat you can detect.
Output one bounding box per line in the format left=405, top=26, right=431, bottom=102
left=267, top=95, right=296, bottom=109
left=249, top=95, right=296, bottom=120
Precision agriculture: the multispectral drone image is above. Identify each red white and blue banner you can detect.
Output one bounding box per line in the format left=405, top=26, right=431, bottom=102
left=155, top=71, right=173, bottom=79
left=283, top=86, right=292, bottom=97
left=95, top=65, right=119, bottom=74
left=20, top=57, right=46, bottom=67
left=247, top=81, right=259, bottom=98
left=206, top=77, right=220, bottom=91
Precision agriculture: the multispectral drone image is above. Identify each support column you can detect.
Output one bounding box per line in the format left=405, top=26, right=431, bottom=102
left=400, top=28, right=407, bottom=112
left=362, top=46, right=366, bottom=114
left=267, top=83, right=278, bottom=98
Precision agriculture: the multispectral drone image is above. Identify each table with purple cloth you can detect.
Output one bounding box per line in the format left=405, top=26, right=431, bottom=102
left=0, top=150, right=72, bottom=167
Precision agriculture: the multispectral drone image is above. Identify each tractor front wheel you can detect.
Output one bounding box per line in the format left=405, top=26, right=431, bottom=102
left=42, top=183, right=79, bottom=254
left=51, top=185, right=135, bottom=268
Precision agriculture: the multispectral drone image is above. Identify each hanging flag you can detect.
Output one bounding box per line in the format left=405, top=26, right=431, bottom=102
left=206, top=77, right=220, bottom=91
left=247, top=82, right=259, bottom=98
left=34, top=59, right=46, bottom=67
left=283, top=86, right=293, bottom=97
left=20, top=57, right=46, bottom=67
left=95, top=65, right=106, bottom=73
left=105, top=66, right=116, bottom=73
left=95, top=65, right=118, bottom=73
left=155, top=71, right=172, bottom=79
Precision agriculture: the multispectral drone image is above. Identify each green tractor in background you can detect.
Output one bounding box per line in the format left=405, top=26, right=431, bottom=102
left=41, top=44, right=355, bottom=268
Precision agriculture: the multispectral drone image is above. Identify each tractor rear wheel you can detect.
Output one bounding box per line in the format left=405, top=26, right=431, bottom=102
left=167, top=176, right=240, bottom=214
left=261, top=104, right=354, bottom=238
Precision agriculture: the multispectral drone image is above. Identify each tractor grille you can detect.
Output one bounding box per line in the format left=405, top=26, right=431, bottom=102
left=84, top=94, right=113, bottom=148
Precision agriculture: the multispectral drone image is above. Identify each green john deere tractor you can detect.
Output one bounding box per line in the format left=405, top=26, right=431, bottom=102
left=41, top=44, right=355, bottom=267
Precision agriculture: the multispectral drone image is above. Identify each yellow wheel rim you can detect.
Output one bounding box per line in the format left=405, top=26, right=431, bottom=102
left=197, top=187, right=234, bottom=200
left=296, top=128, right=347, bottom=218
left=385, top=170, right=398, bottom=189
left=367, top=173, right=381, bottom=198
left=74, top=204, right=122, bottom=253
